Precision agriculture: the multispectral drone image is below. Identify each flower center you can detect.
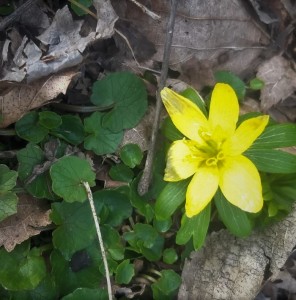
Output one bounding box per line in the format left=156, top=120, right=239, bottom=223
left=198, top=128, right=225, bottom=166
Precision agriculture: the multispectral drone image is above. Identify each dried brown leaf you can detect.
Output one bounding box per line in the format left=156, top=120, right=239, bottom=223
left=257, top=55, right=296, bottom=111
left=0, top=194, right=51, bottom=252
left=0, top=69, right=77, bottom=128
left=123, top=0, right=269, bottom=88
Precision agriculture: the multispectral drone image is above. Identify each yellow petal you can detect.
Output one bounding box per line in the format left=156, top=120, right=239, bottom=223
left=223, top=115, right=269, bottom=155
left=161, top=88, right=208, bottom=143
left=219, top=155, right=263, bottom=213
left=208, top=83, right=239, bottom=138
left=164, top=140, right=206, bottom=181
left=185, top=165, right=219, bottom=217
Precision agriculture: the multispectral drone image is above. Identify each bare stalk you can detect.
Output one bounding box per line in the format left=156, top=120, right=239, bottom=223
left=137, top=0, right=179, bottom=195
left=83, top=182, right=113, bottom=300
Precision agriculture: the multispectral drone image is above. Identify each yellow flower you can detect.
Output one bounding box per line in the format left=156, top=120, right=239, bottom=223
left=161, top=83, right=269, bottom=218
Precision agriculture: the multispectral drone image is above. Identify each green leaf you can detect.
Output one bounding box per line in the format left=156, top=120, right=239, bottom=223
left=124, top=224, right=164, bottom=261
left=15, top=112, right=48, bottom=143
left=249, top=78, right=265, bottom=90
left=250, top=124, right=296, bottom=149
left=214, top=71, right=246, bottom=100
left=0, top=192, right=18, bottom=222
left=9, top=275, right=58, bottom=300
left=0, top=164, right=17, bottom=191
left=62, top=288, right=108, bottom=300
left=50, top=156, right=96, bottom=202
left=151, top=270, right=181, bottom=300
left=0, top=241, right=46, bottom=291
left=214, top=190, right=252, bottom=237
left=91, top=72, right=148, bottom=132
left=109, top=163, right=134, bottom=182
left=115, top=260, right=135, bottom=284
left=176, top=204, right=211, bottom=249
left=101, top=225, right=125, bottom=261
left=153, top=218, right=172, bottom=233
left=180, top=87, right=208, bottom=116
left=120, top=143, right=143, bottom=168
left=50, top=201, right=95, bottom=260
left=51, top=246, right=104, bottom=297
left=17, top=143, right=54, bottom=199
left=130, top=178, right=154, bottom=222
left=51, top=115, right=84, bottom=145
left=38, top=111, right=62, bottom=129
left=70, top=0, right=92, bottom=16
left=161, top=117, right=184, bottom=142
left=162, top=248, right=178, bottom=264
left=93, top=189, right=132, bottom=227
left=155, top=180, right=189, bottom=220
left=84, top=112, right=123, bottom=155
left=0, top=165, right=18, bottom=221
left=245, top=149, right=296, bottom=173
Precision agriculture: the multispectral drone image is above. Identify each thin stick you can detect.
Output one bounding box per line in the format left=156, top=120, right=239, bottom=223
left=128, top=0, right=161, bottom=20
left=137, top=0, right=178, bottom=195
left=83, top=182, right=113, bottom=300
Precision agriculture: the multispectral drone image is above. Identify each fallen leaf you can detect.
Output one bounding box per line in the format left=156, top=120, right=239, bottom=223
left=1, top=1, right=118, bottom=82
left=0, top=194, right=51, bottom=252
left=123, top=0, right=269, bottom=88
left=0, top=69, right=77, bottom=128
left=257, top=56, right=296, bottom=111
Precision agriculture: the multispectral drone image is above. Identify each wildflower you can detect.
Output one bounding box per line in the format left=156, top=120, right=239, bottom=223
left=161, top=83, right=269, bottom=217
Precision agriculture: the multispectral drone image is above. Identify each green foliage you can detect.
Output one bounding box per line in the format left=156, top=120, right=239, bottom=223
left=163, top=248, right=178, bottom=264
left=17, top=143, right=54, bottom=199
left=124, top=224, right=164, bottom=261
left=0, top=164, right=18, bottom=221
left=249, top=77, right=265, bottom=90
left=93, top=189, right=132, bottom=227
left=91, top=72, right=148, bottom=132
left=155, top=180, right=189, bottom=220
left=84, top=112, right=123, bottom=155
left=176, top=204, right=211, bottom=249
left=0, top=241, right=46, bottom=291
left=70, top=0, right=93, bottom=16
left=62, top=288, right=108, bottom=300
left=115, top=259, right=135, bottom=284
left=214, top=190, right=252, bottom=237
left=50, top=156, right=96, bottom=202
left=15, top=112, right=48, bottom=143
left=38, top=111, right=62, bottom=129
left=151, top=270, right=181, bottom=300
left=245, top=149, right=296, bottom=173
left=51, top=201, right=96, bottom=259
left=51, top=115, right=84, bottom=145
left=180, top=87, right=208, bottom=116
left=109, top=163, right=134, bottom=182
left=120, top=143, right=143, bottom=168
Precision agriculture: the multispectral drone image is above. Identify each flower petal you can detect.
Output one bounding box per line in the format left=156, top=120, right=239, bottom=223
left=208, top=83, right=239, bottom=138
left=161, top=88, right=208, bottom=142
left=164, top=140, right=205, bottom=181
left=223, top=115, right=269, bottom=155
left=219, top=155, right=263, bottom=213
left=185, top=165, right=219, bottom=217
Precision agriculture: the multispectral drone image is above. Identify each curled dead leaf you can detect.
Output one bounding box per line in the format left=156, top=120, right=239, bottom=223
left=0, top=69, right=78, bottom=128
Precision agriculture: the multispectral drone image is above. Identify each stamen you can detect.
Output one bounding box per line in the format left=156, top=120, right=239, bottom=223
left=206, top=157, right=218, bottom=166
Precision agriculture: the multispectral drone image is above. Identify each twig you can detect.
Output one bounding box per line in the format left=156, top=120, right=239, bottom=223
left=128, top=0, right=161, bottom=20
left=0, top=0, right=40, bottom=32
left=83, top=182, right=113, bottom=300
left=137, top=0, right=179, bottom=195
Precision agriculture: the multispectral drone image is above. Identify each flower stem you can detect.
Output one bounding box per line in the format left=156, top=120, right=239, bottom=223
left=83, top=181, right=113, bottom=300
